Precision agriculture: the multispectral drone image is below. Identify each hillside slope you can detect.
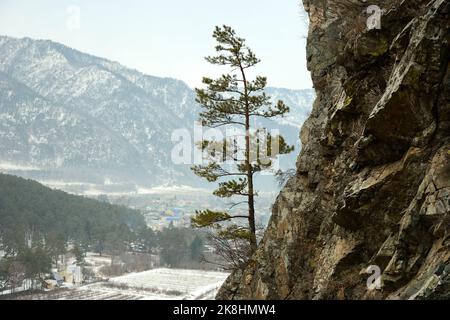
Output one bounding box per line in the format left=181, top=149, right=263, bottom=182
left=0, top=173, right=145, bottom=252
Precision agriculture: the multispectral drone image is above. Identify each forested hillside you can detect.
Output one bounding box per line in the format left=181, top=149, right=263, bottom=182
left=0, top=173, right=145, bottom=255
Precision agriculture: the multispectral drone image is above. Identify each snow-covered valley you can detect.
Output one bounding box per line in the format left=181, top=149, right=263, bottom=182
left=8, top=268, right=229, bottom=300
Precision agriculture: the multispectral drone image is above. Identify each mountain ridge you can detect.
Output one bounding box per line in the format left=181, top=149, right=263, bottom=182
left=0, top=35, right=315, bottom=193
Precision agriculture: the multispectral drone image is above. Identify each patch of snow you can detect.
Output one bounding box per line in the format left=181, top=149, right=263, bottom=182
left=0, top=161, right=41, bottom=171
left=136, top=185, right=210, bottom=195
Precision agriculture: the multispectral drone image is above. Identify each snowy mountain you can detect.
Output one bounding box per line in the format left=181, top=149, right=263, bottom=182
left=0, top=35, right=314, bottom=193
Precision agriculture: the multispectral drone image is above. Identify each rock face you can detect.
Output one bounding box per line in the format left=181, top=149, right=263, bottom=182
left=218, top=0, right=450, bottom=299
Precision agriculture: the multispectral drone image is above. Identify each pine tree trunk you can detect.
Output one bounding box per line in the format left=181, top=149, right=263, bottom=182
left=241, top=65, right=258, bottom=252
left=247, top=173, right=257, bottom=251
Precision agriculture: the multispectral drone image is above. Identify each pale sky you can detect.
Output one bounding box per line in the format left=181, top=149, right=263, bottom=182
left=0, top=0, right=312, bottom=90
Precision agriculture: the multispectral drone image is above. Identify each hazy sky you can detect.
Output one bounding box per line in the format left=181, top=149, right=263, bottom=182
left=0, top=0, right=312, bottom=89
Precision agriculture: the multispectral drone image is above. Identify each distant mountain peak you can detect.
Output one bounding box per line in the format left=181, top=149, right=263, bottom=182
left=0, top=35, right=315, bottom=194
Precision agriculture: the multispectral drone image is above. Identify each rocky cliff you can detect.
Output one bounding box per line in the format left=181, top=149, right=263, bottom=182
left=218, top=0, right=450, bottom=299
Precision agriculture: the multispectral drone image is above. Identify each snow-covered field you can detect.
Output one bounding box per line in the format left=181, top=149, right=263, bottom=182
left=14, top=268, right=229, bottom=300
left=102, top=268, right=230, bottom=300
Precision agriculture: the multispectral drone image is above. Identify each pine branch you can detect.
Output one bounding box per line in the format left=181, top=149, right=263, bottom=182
left=213, top=178, right=249, bottom=198
left=191, top=163, right=246, bottom=182
left=191, top=210, right=249, bottom=229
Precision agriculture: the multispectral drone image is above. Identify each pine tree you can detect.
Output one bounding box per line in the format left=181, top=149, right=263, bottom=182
left=72, top=244, right=85, bottom=266
left=191, top=26, right=294, bottom=259
left=190, top=235, right=204, bottom=262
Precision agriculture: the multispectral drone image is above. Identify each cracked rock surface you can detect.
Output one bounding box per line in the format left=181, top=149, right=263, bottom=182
left=217, top=0, right=450, bottom=299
